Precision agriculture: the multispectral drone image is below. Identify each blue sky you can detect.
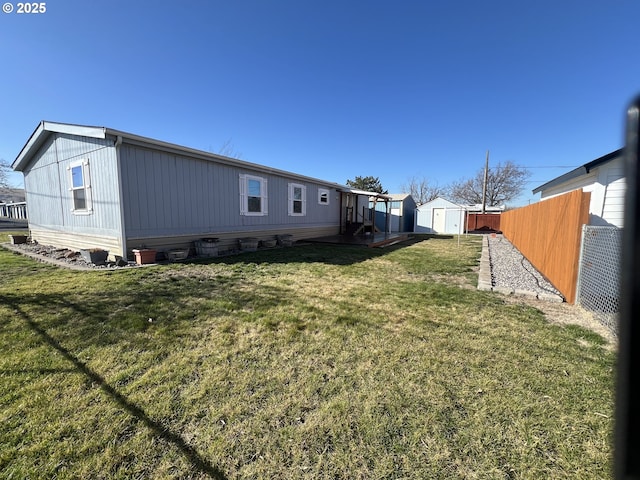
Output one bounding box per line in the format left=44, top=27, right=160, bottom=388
left=1, top=0, right=638, bottom=206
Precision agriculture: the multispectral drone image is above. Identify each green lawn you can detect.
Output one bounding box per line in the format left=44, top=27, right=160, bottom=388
left=0, top=235, right=615, bottom=479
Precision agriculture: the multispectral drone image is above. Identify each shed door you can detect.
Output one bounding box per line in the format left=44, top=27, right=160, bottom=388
left=390, top=208, right=401, bottom=232
left=432, top=208, right=445, bottom=232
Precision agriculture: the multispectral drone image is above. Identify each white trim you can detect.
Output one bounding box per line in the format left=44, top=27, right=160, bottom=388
left=68, top=159, right=93, bottom=214
left=114, top=135, right=128, bottom=258
left=318, top=187, right=330, bottom=205
left=239, top=173, right=268, bottom=216
left=239, top=174, right=247, bottom=215
left=288, top=183, right=306, bottom=216
left=43, top=121, right=106, bottom=139
left=13, top=121, right=106, bottom=171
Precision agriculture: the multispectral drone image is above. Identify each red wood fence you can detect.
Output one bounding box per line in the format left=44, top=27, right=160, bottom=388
left=500, top=189, right=591, bottom=304
left=466, top=213, right=501, bottom=232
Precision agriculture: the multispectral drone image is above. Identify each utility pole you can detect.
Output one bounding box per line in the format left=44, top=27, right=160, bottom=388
left=481, top=150, right=489, bottom=214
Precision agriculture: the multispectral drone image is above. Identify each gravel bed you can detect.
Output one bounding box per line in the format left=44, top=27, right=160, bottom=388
left=4, top=242, right=137, bottom=270
left=488, top=235, right=563, bottom=300
left=3, top=241, right=279, bottom=270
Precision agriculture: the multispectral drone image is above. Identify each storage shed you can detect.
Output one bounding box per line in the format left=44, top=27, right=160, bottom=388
left=11, top=121, right=383, bottom=260
left=372, top=193, right=416, bottom=232
left=414, top=197, right=466, bottom=234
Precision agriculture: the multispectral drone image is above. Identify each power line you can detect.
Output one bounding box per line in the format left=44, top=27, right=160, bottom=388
left=520, top=165, right=579, bottom=169
left=490, top=165, right=579, bottom=170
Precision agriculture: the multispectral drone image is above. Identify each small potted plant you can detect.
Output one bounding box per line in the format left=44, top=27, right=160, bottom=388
left=261, top=238, right=277, bottom=248
left=80, top=248, right=109, bottom=265
left=166, top=248, right=189, bottom=262
left=238, top=237, right=259, bottom=252
left=8, top=234, right=28, bottom=245
left=277, top=234, right=293, bottom=247
left=195, top=237, right=219, bottom=257
left=132, top=248, right=157, bottom=265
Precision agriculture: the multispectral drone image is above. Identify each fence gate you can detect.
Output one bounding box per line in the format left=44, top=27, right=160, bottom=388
left=577, top=225, right=622, bottom=335
left=466, top=213, right=501, bottom=232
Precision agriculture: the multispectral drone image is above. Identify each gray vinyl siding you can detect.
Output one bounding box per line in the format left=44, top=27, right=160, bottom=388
left=23, top=134, right=64, bottom=227
left=23, top=133, right=122, bottom=238
left=401, top=197, right=416, bottom=232
left=373, top=196, right=416, bottom=232
left=120, top=144, right=341, bottom=238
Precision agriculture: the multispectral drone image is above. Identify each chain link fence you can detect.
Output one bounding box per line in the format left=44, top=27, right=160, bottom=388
left=577, top=225, right=622, bottom=335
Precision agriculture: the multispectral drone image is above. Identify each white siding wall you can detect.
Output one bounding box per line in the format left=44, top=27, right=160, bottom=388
left=540, top=156, right=626, bottom=227
left=539, top=172, right=598, bottom=200
left=600, top=168, right=625, bottom=227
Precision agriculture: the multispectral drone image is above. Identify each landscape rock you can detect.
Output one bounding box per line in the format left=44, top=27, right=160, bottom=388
left=487, top=235, right=563, bottom=302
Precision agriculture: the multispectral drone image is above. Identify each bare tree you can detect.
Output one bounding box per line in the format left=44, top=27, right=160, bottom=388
left=448, top=160, right=530, bottom=206
left=208, top=139, right=243, bottom=159
left=0, top=160, right=11, bottom=192
left=217, top=139, right=243, bottom=159
left=400, top=176, right=446, bottom=205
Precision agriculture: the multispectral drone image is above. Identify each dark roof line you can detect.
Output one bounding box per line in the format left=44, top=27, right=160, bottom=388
left=531, top=148, right=624, bottom=194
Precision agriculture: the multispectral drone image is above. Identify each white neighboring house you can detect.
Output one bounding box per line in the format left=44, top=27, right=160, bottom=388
left=414, top=197, right=466, bottom=234
left=532, top=148, right=625, bottom=227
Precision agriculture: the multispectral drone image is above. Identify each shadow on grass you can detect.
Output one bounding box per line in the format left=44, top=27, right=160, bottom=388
left=191, top=237, right=427, bottom=267
left=2, top=292, right=228, bottom=480
left=410, top=234, right=455, bottom=240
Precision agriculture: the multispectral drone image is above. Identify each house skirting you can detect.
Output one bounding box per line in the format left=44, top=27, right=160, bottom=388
left=126, top=225, right=340, bottom=258
left=28, top=226, right=123, bottom=258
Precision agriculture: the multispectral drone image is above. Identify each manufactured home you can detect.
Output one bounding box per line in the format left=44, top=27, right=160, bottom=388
left=11, top=121, right=390, bottom=260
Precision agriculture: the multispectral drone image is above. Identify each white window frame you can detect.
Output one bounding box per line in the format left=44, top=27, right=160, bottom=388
left=318, top=188, right=330, bottom=205
left=67, top=159, right=93, bottom=214
left=288, top=183, right=307, bottom=216
left=239, top=174, right=268, bottom=216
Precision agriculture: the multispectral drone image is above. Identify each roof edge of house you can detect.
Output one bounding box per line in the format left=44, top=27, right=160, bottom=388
left=12, top=121, right=107, bottom=172
left=105, top=126, right=354, bottom=190
left=532, top=148, right=624, bottom=195
left=13, top=121, right=384, bottom=197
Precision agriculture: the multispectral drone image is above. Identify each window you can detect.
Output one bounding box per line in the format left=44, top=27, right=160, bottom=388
left=240, top=174, right=268, bottom=216
left=68, top=160, right=92, bottom=213
left=318, top=188, right=330, bottom=205
left=288, top=183, right=306, bottom=216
